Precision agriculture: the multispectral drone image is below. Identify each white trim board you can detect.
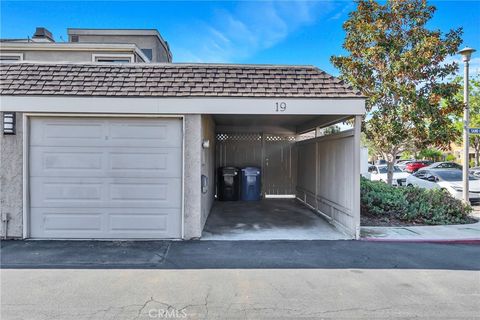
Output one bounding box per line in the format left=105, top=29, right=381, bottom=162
left=1, top=96, right=365, bottom=115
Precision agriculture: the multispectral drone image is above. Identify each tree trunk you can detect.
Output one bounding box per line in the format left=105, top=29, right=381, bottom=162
left=386, top=152, right=398, bottom=185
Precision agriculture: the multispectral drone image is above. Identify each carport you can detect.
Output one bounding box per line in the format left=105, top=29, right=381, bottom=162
left=200, top=113, right=363, bottom=240
left=0, top=62, right=364, bottom=240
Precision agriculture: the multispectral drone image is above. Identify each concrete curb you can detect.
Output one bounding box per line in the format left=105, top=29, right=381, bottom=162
left=361, top=238, right=480, bottom=244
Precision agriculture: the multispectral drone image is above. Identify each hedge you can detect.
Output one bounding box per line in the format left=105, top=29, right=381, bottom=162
left=361, top=177, right=473, bottom=225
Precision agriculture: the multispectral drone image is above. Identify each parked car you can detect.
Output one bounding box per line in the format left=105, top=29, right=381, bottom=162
left=470, top=166, right=480, bottom=177
left=404, top=160, right=433, bottom=173
left=368, top=165, right=411, bottom=186
left=395, top=159, right=414, bottom=172
left=406, top=168, right=480, bottom=202
left=425, top=161, right=462, bottom=170
left=396, top=159, right=414, bottom=164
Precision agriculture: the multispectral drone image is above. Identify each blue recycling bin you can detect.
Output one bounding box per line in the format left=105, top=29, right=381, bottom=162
left=240, top=167, right=262, bottom=201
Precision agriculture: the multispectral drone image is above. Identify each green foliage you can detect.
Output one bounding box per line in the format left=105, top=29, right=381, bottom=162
left=418, top=148, right=442, bottom=161
left=361, top=177, right=407, bottom=217
left=400, top=150, right=414, bottom=159
left=332, top=0, right=463, bottom=176
left=361, top=177, right=472, bottom=224
left=445, top=154, right=456, bottom=162
left=402, top=187, right=472, bottom=224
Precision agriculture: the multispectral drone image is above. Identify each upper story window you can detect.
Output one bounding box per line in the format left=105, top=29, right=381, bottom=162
left=141, top=48, right=153, bottom=61
left=0, top=53, right=23, bottom=62
left=92, top=53, right=133, bottom=63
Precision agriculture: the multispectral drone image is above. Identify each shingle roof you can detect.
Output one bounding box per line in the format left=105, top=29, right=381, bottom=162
left=0, top=62, right=363, bottom=98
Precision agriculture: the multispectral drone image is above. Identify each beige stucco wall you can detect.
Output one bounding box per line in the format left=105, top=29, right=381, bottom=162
left=0, top=112, right=23, bottom=238
left=74, top=34, right=170, bottom=62
left=200, top=115, right=216, bottom=229
left=183, top=114, right=203, bottom=239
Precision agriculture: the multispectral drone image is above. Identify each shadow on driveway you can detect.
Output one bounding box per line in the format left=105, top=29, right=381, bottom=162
left=1, top=240, right=479, bottom=270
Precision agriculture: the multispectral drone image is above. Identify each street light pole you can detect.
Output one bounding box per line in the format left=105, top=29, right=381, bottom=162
left=458, top=47, right=476, bottom=204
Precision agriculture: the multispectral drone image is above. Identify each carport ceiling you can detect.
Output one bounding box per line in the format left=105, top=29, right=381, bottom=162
left=212, top=114, right=349, bottom=133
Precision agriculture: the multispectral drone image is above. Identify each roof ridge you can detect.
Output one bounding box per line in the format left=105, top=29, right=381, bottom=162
left=2, top=61, right=320, bottom=69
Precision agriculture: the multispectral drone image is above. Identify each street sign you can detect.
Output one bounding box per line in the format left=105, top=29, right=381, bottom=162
left=469, top=128, right=480, bottom=134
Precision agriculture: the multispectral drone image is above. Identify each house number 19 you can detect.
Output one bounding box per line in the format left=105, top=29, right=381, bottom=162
left=275, top=102, right=287, bottom=112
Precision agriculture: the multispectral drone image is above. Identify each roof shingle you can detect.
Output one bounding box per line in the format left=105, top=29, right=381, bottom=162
left=0, top=63, right=362, bottom=98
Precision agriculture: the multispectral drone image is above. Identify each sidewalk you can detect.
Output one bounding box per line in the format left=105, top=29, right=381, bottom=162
left=361, top=221, right=480, bottom=243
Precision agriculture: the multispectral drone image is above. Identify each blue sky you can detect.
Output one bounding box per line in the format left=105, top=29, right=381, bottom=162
left=1, top=1, right=479, bottom=75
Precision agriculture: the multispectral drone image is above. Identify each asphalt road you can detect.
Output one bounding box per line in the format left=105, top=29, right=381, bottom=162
left=1, top=240, right=480, bottom=319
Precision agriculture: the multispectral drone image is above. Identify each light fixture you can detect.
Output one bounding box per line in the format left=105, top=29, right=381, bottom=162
left=202, top=139, right=210, bottom=149
left=458, top=47, right=476, bottom=62
left=457, top=46, right=476, bottom=204
left=3, top=112, right=15, bottom=135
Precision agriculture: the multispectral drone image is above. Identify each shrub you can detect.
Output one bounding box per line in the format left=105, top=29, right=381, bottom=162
left=445, top=154, right=456, bottom=162
left=361, top=177, right=473, bottom=225
left=402, top=188, right=472, bottom=225
left=361, top=178, right=407, bottom=217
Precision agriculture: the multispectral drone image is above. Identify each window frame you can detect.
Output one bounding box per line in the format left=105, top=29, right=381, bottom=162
left=91, top=53, right=134, bottom=63
left=0, top=53, right=24, bottom=62
left=140, top=48, right=153, bottom=61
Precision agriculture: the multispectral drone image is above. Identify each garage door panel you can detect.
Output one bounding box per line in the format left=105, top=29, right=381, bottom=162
left=108, top=149, right=181, bottom=176
left=43, top=213, right=103, bottom=231
left=30, top=119, right=105, bottom=147
left=109, top=213, right=167, bottom=231
left=30, top=208, right=180, bottom=238
left=30, top=147, right=181, bottom=178
left=30, top=177, right=181, bottom=208
left=108, top=121, right=181, bottom=147
left=106, top=209, right=181, bottom=238
left=29, top=117, right=183, bottom=239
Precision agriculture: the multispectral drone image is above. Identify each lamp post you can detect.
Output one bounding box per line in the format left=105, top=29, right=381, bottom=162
left=458, top=47, right=476, bottom=204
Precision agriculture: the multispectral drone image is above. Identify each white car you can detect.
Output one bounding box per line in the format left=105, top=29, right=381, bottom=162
left=368, top=165, right=411, bottom=186
left=470, top=166, right=480, bottom=178
left=405, top=168, right=480, bottom=202
left=424, top=161, right=462, bottom=170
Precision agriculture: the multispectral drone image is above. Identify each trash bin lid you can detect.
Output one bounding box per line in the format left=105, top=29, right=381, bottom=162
left=222, top=167, right=239, bottom=175
left=242, top=167, right=261, bottom=175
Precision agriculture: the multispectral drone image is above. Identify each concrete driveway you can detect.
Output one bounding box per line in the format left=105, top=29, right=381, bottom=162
left=2, top=241, right=480, bottom=319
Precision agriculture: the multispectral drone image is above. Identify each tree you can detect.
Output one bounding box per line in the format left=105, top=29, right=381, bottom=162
left=453, top=75, right=480, bottom=166
left=331, top=0, right=463, bottom=184
left=418, top=148, right=442, bottom=161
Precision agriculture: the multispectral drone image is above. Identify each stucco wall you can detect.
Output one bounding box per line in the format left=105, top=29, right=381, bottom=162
left=75, top=34, right=170, bottom=62
left=0, top=112, right=23, bottom=238
left=183, top=114, right=203, bottom=239
left=200, top=115, right=216, bottom=229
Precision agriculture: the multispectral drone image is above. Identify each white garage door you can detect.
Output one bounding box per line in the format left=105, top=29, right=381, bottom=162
left=29, top=117, right=182, bottom=239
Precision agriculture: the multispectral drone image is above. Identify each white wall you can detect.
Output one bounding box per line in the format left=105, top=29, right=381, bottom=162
left=296, top=130, right=360, bottom=238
